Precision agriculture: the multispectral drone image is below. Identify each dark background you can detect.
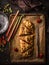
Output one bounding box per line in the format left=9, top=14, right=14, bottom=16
left=0, top=0, right=49, bottom=64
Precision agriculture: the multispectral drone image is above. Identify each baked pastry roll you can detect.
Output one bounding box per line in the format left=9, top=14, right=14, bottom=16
left=19, top=19, right=35, bottom=57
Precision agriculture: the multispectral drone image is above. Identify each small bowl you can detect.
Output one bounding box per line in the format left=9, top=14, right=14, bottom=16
left=0, top=12, right=9, bottom=34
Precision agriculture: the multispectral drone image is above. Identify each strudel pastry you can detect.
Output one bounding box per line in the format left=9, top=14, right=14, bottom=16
left=19, top=19, right=35, bottom=57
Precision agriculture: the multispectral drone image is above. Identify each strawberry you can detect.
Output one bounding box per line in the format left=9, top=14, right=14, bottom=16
left=14, top=48, right=18, bottom=52
left=39, top=53, right=43, bottom=58
left=37, top=18, right=42, bottom=23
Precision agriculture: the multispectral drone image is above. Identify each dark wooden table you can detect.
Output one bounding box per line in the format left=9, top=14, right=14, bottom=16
left=0, top=0, right=49, bottom=64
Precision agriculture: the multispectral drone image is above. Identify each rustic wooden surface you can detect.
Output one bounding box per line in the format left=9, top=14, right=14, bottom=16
left=0, top=0, right=49, bottom=63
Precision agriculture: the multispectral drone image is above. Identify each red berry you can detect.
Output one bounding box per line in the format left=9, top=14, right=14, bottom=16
left=37, top=18, right=42, bottom=23
left=14, top=48, right=18, bottom=52
left=3, top=40, right=6, bottom=45
left=2, top=36, right=4, bottom=39
left=39, top=53, right=43, bottom=58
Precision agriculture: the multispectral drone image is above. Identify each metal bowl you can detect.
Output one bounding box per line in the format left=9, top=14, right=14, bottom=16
left=0, top=12, right=9, bottom=34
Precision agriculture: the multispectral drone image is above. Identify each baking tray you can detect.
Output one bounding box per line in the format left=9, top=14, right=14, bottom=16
left=9, top=13, right=45, bottom=63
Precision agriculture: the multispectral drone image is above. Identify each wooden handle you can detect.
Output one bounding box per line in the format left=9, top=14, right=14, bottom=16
left=6, top=10, right=19, bottom=37
left=7, top=17, right=19, bottom=41
left=7, top=15, right=24, bottom=42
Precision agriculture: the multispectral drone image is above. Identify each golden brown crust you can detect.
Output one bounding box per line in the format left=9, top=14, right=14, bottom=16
left=19, top=19, right=34, bottom=57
